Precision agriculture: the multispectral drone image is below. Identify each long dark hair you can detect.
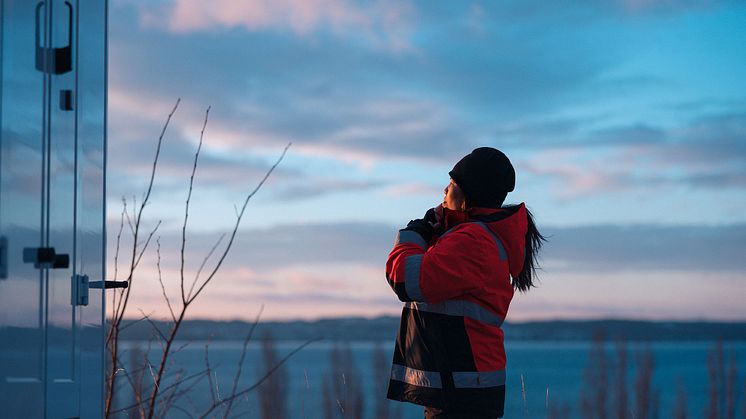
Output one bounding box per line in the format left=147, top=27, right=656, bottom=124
left=514, top=207, right=546, bottom=293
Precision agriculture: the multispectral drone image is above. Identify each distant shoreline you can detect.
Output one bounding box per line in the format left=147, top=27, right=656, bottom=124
left=113, top=316, right=746, bottom=342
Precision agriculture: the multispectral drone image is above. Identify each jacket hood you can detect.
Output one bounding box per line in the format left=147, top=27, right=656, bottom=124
left=470, top=203, right=528, bottom=278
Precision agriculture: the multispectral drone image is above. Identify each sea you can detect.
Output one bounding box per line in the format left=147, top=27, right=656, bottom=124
left=115, top=340, right=746, bottom=418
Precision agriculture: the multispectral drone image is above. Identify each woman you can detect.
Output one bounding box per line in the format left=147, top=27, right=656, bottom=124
left=385, top=147, right=545, bottom=418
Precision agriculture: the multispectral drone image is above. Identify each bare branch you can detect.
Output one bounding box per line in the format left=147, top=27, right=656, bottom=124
left=160, top=368, right=185, bottom=416
left=114, top=199, right=126, bottom=282
left=222, top=305, right=264, bottom=418
left=181, top=106, right=211, bottom=304
left=111, top=369, right=209, bottom=414
left=189, top=143, right=291, bottom=303
left=187, top=233, right=225, bottom=301
left=124, top=198, right=135, bottom=236
left=133, top=220, right=162, bottom=271
left=107, top=105, right=289, bottom=419
left=156, top=237, right=177, bottom=322
left=166, top=373, right=208, bottom=414
left=115, top=358, right=140, bottom=398
left=137, top=309, right=167, bottom=343
left=142, top=98, right=180, bottom=210
left=204, top=342, right=217, bottom=406
left=146, top=359, right=160, bottom=393
left=106, top=98, right=181, bottom=418
left=172, top=341, right=192, bottom=355
left=170, top=404, right=196, bottom=419
left=118, top=315, right=151, bottom=333
left=110, top=200, right=127, bottom=340
left=197, top=338, right=318, bottom=419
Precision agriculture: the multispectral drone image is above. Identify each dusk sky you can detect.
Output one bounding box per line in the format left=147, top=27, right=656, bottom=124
left=107, top=0, right=746, bottom=322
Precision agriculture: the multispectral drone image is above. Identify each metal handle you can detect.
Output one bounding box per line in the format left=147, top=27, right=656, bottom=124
left=73, top=276, right=128, bottom=306
left=89, top=280, right=129, bottom=289
left=34, top=1, right=73, bottom=74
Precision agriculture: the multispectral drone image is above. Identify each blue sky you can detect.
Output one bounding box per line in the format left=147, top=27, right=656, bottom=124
left=108, top=0, right=746, bottom=321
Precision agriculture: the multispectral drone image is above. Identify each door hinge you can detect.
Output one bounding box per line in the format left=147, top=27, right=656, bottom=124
left=72, top=274, right=89, bottom=306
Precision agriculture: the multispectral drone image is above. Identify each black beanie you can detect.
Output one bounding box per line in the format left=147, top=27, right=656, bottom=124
left=448, top=147, right=515, bottom=208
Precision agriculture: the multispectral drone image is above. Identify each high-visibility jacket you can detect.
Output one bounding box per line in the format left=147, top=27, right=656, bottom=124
left=385, top=204, right=528, bottom=418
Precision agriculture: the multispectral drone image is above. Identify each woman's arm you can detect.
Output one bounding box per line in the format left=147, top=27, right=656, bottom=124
left=386, top=223, right=497, bottom=303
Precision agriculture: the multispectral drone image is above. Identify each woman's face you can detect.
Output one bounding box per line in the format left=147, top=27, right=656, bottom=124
left=443, top=178, right=467, bottom=211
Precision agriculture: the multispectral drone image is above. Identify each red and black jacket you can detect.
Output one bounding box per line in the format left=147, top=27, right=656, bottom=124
left=385, top=204, right=529, bottom=417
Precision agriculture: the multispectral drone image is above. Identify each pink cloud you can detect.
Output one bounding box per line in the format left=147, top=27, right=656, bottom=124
left=527, top=164, right=623, bottom=199
left=383, top=182, right=443, bottom=198
left=143, top=0, right=415, bottom=52
left=522, top=148, right=629, bottom=199
left=617, top=0, right=716, bottom=14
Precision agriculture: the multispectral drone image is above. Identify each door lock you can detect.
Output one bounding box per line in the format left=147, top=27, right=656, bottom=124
left=23, top=247, right=70, bottom=269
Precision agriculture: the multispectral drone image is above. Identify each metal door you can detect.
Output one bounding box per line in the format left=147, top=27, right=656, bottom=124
left=75, top=0, right=107, bottom=416
left=0, top=0, right=106, bottom=417
left=0, top=0, right=49, bottom=416
left=46, top=0, right=80, bottom=416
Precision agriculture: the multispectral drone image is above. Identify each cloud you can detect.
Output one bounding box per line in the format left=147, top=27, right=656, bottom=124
left=271, top=179, right=388, bottom=201
left=106, top=0, right=746, bottom=221
left=612, top=0, right=732, bottom=14
left=140, top=0, right=416, bottom=52
left=110, top=221, right=746, bottom=280
left=105, top=220, right=746, bottom=321
left=450, top=0, right=737, bottom=22
left=543, top=223, right=746, bottom=272
left=106, top=0, right=618, bottom=167
left=509, top=269, right=746, bottom=321
left=106, top=90, right=302, bottom=202
left=521, top=111, right=746, bottom=198
left=383, top=182, right=445, bottom=198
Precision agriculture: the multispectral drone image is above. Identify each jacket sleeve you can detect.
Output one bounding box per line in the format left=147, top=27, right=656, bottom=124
left=386, top=224, right=497, bottom=303
left=385, top=229, right=429, bottom=302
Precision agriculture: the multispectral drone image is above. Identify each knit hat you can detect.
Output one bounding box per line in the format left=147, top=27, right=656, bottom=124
left=448, top=147, right=515, bottom=208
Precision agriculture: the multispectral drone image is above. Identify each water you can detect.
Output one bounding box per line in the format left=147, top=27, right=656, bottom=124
left=115, top=340, right=746, bottom=418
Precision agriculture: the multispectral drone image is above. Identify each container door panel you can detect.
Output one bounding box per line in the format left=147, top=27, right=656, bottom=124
left=46, top=0, right=79, bottom=416
left=0, top=0, right=48, bottom=416
left=76, top=0, right=106, bottom=416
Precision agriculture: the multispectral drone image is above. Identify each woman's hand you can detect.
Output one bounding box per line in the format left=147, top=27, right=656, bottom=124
left=423, top=204, right=445, bottom=236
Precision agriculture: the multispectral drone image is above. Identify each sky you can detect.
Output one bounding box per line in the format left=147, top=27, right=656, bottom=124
left=107, top=0, right=746, bottom=322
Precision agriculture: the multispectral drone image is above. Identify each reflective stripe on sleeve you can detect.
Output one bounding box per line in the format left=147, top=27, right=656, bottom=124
left=395, top=230, right=428, bottom=248
left=405, top=300, right=505, bottom=328
left=403, top=254, right=424, bottom=301
left=452, top=370, right=506, bottom=388
left=473, top=222, right=507, bottom=260
left=390, top=364, right=442, bottom=389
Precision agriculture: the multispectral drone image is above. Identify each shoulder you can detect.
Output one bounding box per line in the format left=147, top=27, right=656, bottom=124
left=440, top=222, right=494, bottom=241
left=434, top=222, right=497, bottom=252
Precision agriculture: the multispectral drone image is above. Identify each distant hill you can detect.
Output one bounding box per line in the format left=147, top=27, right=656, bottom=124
left=116, top=316, right=746, bottom=342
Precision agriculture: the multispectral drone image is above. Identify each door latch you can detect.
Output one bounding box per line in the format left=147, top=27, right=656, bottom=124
left=72, top=276, right=129, bottom=307
left=89, top=280, right=129, bottom=290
